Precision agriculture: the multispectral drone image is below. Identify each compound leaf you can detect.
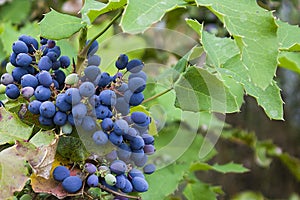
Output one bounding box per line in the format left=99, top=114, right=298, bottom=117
left=81, top=0, right=127, bottom=24
left=39, top=9, right=85, bottom=40
left=196, top=0, right=278, bottom=89
left=121, top=0, right=185, bottom=33
left=0, top=107, right=33, bottom=145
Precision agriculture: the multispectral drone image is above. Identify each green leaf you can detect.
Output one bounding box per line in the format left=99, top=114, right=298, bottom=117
left=0, top=146, right=29, bottom=200
left=0, top=107, right=33, bottom=145
left=232, top=191, right=265, bottom=200
left=39, top=9, right=85, bottom=40
left=211, top=162, right=249, bottom=174
left=186, top=19, right=240, bottom=68
left=56, top=136, right=89, bottom=162
left=30, top=130, right=56, bottom=147
left=174, top=66, right=241, bottom=113
left=0, top=0, right=31, bottom=23
left=278, top=52, right=300, bottom=74
left=121, top=0, right=185, bottom=33
left=277, top=20, right=300, bottom=51
left=196, top=0, right=278, bottom=89
left=183, top=181, right=217, bottom=200
left=190, top=162, right=249, bottom=174
left=141, top=125, right=205, bottom=200
left=218, top=55, right=284, bottom=120
left=81, top=0, right=127, bottom=24
left=0, top=22, right=19, bottom=56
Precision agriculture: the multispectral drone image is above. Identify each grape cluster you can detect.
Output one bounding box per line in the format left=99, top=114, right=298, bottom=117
left=3, top=34, right=157, bottom=197
left=53, top=166, right=83, bottom=193
left=1, top=35, right=71, bottom=127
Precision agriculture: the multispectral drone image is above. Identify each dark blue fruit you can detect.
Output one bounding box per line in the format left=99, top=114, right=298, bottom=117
left=62, top=176, right=82, bottom=193
left=53, top=165, right=70, bottom=182
left=5, top=84, right=20, bottom=99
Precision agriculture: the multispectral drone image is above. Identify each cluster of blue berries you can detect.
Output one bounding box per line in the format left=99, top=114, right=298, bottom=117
left=1, top=35, right=157, bottom=197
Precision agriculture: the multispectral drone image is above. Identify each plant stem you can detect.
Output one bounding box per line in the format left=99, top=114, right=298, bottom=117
left=99, top=184, right=141, bottom=200
left=76, top=9, right=124, bottom=74
left=142, top=86, right=174, bottom=104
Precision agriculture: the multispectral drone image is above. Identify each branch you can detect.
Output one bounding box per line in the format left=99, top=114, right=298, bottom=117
left=142, top=86, right=174, bottom=104
left=99, top=184, right=141, bottom=200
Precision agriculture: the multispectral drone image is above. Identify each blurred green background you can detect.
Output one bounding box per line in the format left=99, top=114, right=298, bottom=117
left=0, top=0, right=300, bottom=199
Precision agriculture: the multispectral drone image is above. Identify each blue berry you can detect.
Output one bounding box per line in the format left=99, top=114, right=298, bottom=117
left=38, top=115, right=53, bottom=126
left=59, top=56, right=71, bottom=68
left=12, top=41, right=28, bottom=54
left=53, top=166, right=70, bottom=182
left=101, top=118, right=114, bottom=131
left=87, top=174, right=99, bottom=187
left=121, top=179, right=133, bottom=193
left=55, top=93, right=72, bottom=112
left=115, top=54, right=128, bottom=70
left=39, top=101, right=56, bottom=118
left=62, top=176, right=82, bottom=193
left=53, top=111, right=67, bottom=126
left=5, top=84, right=20, bottom=99
left=37, top=71, right=53, bottom=87
left=84, top=163, right=97, bottom=174
left=110, top=160, right=127, bottom=175
left=34, top=85, right=51, bottom=101
left=79, top=82, right=95, bottom=97
left=99, top=90, right=116, bottom=106
left=132, top=177, right=148, bottom=192
left=126, top=59, right=144, bottom=73
left=143, top=164, right=156, bottom=174
left=28, top=100, right=42, bottom=114
left=97, top=72, right=111, bottom=87
left=65, top=88, right=81, bottom=105
left=21, top=74, right=39, bottom=88
left=16, top=53, right=32, bottom=67
left=109, top=132, right=123, bottom=146
left=38, top=56, right=52, bottom=71
left=92, top=131, right=108, bottom=145
left=84, top=65, right=101, bottom=81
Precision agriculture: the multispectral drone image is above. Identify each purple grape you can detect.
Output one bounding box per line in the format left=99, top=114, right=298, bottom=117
left=132, top=177, right=148, bottom=192
left=53, top=111, right=67, bottom=126
left=39, top=101, right=56, bottom=118
left=48, top=46, right=61, bottom=57
left=143, top=164, right=156, bottom=174
left=128, top=77, right=146, bottom=93
left=65, top=88, right=81, bottom=105
left=92, top=130, right=108, bottom=145
left=81, top=115, right=96, bottom=131
left=21, top=86, right=34, bottom=98
left=5, top=84, right=20, bottom=99
left=110, top=160, right=127, bottom=175
left=16, top=53, right=32, bottom=67
left=84, top=65, right=101, bottom=81
left=84, top=163, right=97, bottom=174
left=99, top=90, right=116, bottom=106
left=62, top=176, right=82, bottom=193
left=28, top=100, right=42, bottom=114
left=87, top=174, right=99, bottom=187
left=21, top=74, right=38, bottom=88
left=79, top=82, right=95, bottom=97
left=34, top=85, right=51, bottom=101
left=126, top=59, right=144, bottom=73
left=87, top=55, right=101, bottom=66
left=53, top=166, right=70, bottom=182
left=38, top=115, right=53, bottom=126
left=121, top=179, right=133, bottom=193
left=47, top=40, right=56, bottom=48
left=55, top=93, right=72, bottom=112
left=115, top=174, right=126, bottom=189
left=38, top=56, right=52, bottom=71
left=37, top=70, right=53, bottom=87
left=59, top=56, right=70, bottom=68
left=143, top=144, right=155, bottom=155
left=101, top=118, right=114, bottom=131
left=128, top=71, right=147, bottom=81
left=46, top=51, right=58, bottom=62
left=129, top=135, right=145, bottom=150
left=72, top=103, right=87, bottom=119
left=1, top=73, right=14, bottom=85
left=115, top=54, right=128, bottom=70
left=109, top=132, right=123, bottom=146
left=12, top=41, right=28, bottom=54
